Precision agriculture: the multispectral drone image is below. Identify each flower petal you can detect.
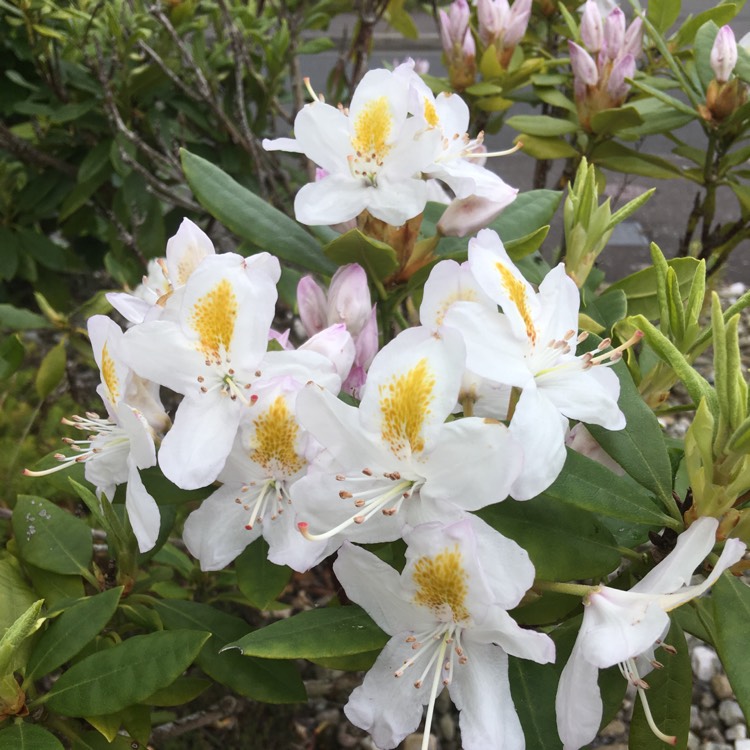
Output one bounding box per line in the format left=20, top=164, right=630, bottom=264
left=125, top=458, right=161, bottom=553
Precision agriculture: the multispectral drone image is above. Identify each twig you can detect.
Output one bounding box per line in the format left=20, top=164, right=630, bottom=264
left=0, top=123, right=77, bottom=177
left=150, top=696, right=242, bottom=742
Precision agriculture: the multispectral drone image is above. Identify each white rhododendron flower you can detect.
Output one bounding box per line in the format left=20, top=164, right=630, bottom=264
left=444, top=229, right=630, bottom=499
left=263, top=68, right=443, bottom=226
left=26, top=316, right=169, bottom=552
left=334, top=517, right=555, bottom=749
left=555, top=517, right=746, bottom=750
left=290, top=326, right=522, bottom=569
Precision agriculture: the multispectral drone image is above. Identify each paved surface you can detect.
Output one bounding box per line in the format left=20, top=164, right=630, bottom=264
left=299, top=3, right=750, bottom=283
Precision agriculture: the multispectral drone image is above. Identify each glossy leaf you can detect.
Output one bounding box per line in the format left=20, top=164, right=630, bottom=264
left=13, top=496, right=92, bottom=576
left=713, top=574, right=750, bottom=721
left=490, top=189, right=563, bottom=243
left=478, top=497, right=621, bottom=580
left=322, top=229, right=398, bottom=281
left=515, top=134, right=578, bottom=160
left=235, top=537, right=291, bottom=610
left=44, top=630, right=210, bottom=716
left=181, top=149, right=333, bottom=275
left=506, top=115, right=578, bottom=137
left=629, top=621, right=690, bottom=750
left=0, top=724, right=63, bottom=750
left=227, top=605, right=388, bottom=660
left=140, top=676, right=210, bottom=706
left=587, top=359, right=674, bottom=509
left=26, top=587, right=123, bottom=681
left=153, top=599, right=306, bottom=703
left=504, top=225, right=550, bottom=260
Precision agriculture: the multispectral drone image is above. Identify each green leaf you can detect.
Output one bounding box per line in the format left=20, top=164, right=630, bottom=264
left=504, top=225, right=550, bottom=260
left=0, top=304, right=52, bottom=331
left=490, top=190, right=563, bottom=243
left=13, top=496, right=93, bottom=576
left=478, top=496, right=621, bottom=580
left=505, top=115, right=578, bottom=137
left=581, top=289, right=627, bottom=332
left=0, top=558, right=37, bottom=634
left=516, top=134, right=578, bottom=160
left=235, top=538, right=291, bottom=610
left=590, top=106, right=643, bottom=135
left=587, top=359, right=674, bottom=509
left=629, top=621, right=690, bottom=750
left=153, top=599, right=305, bottom=703
left=24, top=565, right=83, bottom=610
left=18, top=229, right=68, bottom=272
left=607, top=189, right=656, bottom=231
left=0, top=228, right=20, bottom=280
left=70, top=732, right=131, bottom=750
left=647, top=0, right=681, bottom=33
left=542, top=450, right=676, bottom=529
left=35, top=340, right=66, bottom=399
left=591, top=142, right=685, bottom=180
left=0, top=334, right=24, bottom=378
left=694, top=21, right=721, bottom=91
left=0, top=600, right=44, bottom=675
left=26, top=588, right=122, bottom=681
left=227, top=605, right=388, bottom=661
left=140, top=676, right=210, bottom=706
left=44, top=630, right=210, bottom=716
left=713, top=574, right=750, bottom=721
left=674, top=4, right=738, bottom=48
left=322, top=229, right=398, bottom=281
left=181, top=149, right=334, bottom=275
left=0, top=724, right=64, bottom=750
left=604, top=257, right=701, bottom=319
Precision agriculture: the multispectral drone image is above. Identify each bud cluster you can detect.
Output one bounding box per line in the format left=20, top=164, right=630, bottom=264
left=703, top=25, right=748, bottom=123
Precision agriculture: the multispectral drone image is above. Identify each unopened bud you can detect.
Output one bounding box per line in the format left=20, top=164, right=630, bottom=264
left=711, top=25, right=738, bottom=83
left=603, top=7, right=626, bottom=61
left=580, top=0, right=604, bottom=52
left=569, top=41, right=599, bottom=87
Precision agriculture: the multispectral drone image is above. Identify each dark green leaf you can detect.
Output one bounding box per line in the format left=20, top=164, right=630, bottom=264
left=0, top=228, right=20, bottom=280
left=590, top=107, right=643, bottom=135
left=181, top=149, right=334, bottom=275
left=581, top=289, right=627, bottom=332
left=44, top=630, right=210, bottom=716
left=140, top=676, right=210, bottom=706
left=0, top=304, right=51, bottom=331
left=490, top=190, right=563, bottom=243
left=505, top=115, right=578, bottom=137
left=0, top=724, right=63, bottom=750
left=322, top=229, right=398, bottom=281
left=629, top=621, right=690, bottom=750
left=70, top=732, right=132, bottom=750
left=713, top=574, right=750, bottom=721
left=235, top=538, right=292, bottom=610
left=18, top=229, right=68, bottom=272
left=27, top=587, right=123, bottom=680
left=591, top=142, right=684, bottom=180
left=227, top=605, right=388, bottom=660
left=24, top=565, right=84, bottom=609
left=504, top=226, right=550, bottom=261
left=13, top=496, right=93, bottom=576
left=153, top=599, right=305, bottom=703
left=478, top=496, right=621, bottom=580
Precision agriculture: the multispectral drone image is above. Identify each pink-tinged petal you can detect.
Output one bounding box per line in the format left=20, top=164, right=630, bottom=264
left=420, top=418, right=522, bottom=511
left=711, top=25, right=738, bottom=83
left=607, top=53, right=635, bottom=101
left=354, top=306, right=378, bottom=369
left=623, top=17, right=643, bottom=58
left=536, top=264, right=580, bottom=343
left=297, top=276, right=328, bottom=336
left=183, top=485, right=260, bottom=570
left=358, top=327, right=465, bottom=459
left=449, top=643, right=525, bottom=750
left=537, top=364, right=624, bottom=430
left=555, top=637, right=604, bottom=750
left=158, top=394, right=241, bottom=489
left=260, top=348, right=341, bottom=393
left=299, top=323, right=354, bottom=384
left=603, top=7, right=626, bottom=60
left=294, top=176, right=371, bottom=226
left=165, top=218, right=215, bottom=288
left=569, top=41, right=599, bottom=86
left=580, top=0, right=604, bottom=51
left=582, top=587, right=670, bottom=667
left=334, top=542, right=429, bottom=634
left=504, top=0, right=532, bottom=47
left=344, top=636, right=433, bottom=750
left=327, top=264, right=372, bottom=334
left=437, top=194, right=514, bottom=238
left=443, top=301, right=531, bottom=388
left=509, top=387, right=569, bottom=500
left=121, top=320, right=207, bottom=395
left=125, top=458, right=161, bottom=553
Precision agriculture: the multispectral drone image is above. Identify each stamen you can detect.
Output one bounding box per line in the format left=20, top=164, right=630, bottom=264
left=629, top=658, right=677, bottom=746
left=421, top=636, right=449, bottom=750
left=463, top=141, right=523, bottom=158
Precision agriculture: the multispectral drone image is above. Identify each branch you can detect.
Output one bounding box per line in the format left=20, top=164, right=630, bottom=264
left=0, top=123, right=77, bottom=178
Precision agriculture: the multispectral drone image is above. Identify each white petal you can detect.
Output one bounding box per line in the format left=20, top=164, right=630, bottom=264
left=364, top=175, right=429, bottom=226
left=125, top=458, right=161, bottom=553
left=344, top=635, right=434, bottom=749
left=555, top=636, right=604, bottom=750
left=294, top=176, right=370, bottom=226
left=509, top=387, right=569, bottom=500
left=165, top=218, right=215, bottom=288
left=449, top=642, right=525, bottom=750
left=264, top=506, right=334, bottom=573
left=158, top=394, right=241, bottom=489
left=183, top=485, right=259, bottom=570
left=536, top=264, right=580, bottom=343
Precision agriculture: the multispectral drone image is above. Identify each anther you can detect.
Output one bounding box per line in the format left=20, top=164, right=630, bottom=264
left=339, top=490, right=353, bottom=499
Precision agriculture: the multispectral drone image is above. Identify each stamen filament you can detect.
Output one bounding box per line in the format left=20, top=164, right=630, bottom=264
left=421, top=636, right=449, bottom=750
left=463, top=141, right=523, bottom=158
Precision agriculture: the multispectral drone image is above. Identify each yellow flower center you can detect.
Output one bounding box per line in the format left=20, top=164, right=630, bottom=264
left=101, top=343, right=120, bottom=404
left=250, top=396, right=306, bottom=476
left=413, top=545, right=470, bottom=622
left=189, top=278, right=238, bottom=360
left=496, top=262, right=537, bottom=345
left=435, top=289, right=479, bottom=326
left=379, top=358, right=436, bottom=458
left=351, top=96, right=393, bottom=165
left=423, top=97, right=439, bottom=127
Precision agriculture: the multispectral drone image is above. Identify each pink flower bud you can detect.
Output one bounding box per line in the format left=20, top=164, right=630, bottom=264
left=327, top=264, right=372, bottom=336
left=607, top=52, right=635, bottom=102
left=439, top=0, right=471, bottom=54
left=580, top=0, right=604, bottom=52
left=622, top=17, right=643, bottom=59
left=477, top=0, right=508, bottom=46
left=353, top=306, right=379, bottom=371
left=503, top=0, right=532, bottom=48
left=300, top=323, right=355, bottom=382
left=603, top=7, right=626, bottom=61
left=438, top=195, right=513, bottom=237
left=569, top=41, right=599, bottom=87
left=297, top=276, right=328, bottom=336
left=711, top=25, right=738, bottom=83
